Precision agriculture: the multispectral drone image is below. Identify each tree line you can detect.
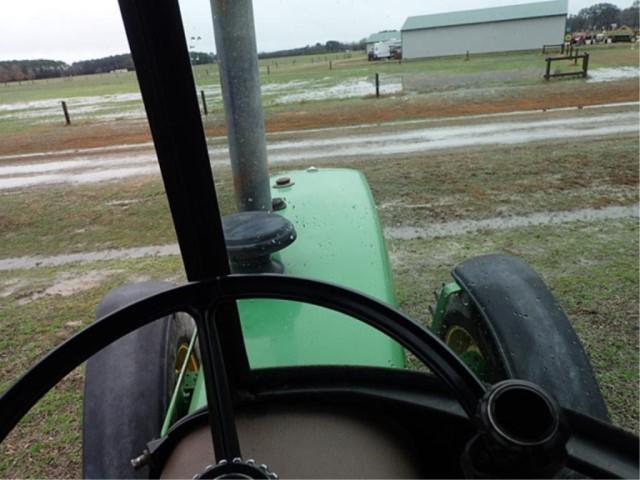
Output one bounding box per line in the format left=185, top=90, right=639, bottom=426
left=257, top=39, right=365, bottom=59
left=567, top=1, right=639, bottom=32
left=0, top=37, right=365, bottom=83
left=0, top=51, right=221, bottom=82
left=0, top=54, right=132, bottom=82
left=0, top=59, right=69, bottom=82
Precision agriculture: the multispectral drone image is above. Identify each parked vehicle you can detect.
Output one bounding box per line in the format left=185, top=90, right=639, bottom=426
left=372, top=40, right=401, bottom=60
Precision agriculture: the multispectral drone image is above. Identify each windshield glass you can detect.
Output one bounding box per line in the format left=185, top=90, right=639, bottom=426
left=0, top=0, right=638, bottom=476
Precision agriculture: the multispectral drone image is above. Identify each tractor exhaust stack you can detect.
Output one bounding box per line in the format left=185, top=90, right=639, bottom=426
left=211, top=0, right=271, bottom=212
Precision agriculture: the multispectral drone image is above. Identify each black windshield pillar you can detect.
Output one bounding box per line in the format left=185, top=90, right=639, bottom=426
left=118, top=0, right=229, bottom=280
left=117, top=0, right=250, bottom=437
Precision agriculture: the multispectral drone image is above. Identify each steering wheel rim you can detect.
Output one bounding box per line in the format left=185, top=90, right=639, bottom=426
left=215, top=274, right=487, bottom=411
left=0, top=274, right=487, bottom=466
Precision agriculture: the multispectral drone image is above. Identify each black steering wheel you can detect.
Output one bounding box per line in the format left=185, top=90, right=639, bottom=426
left=0, top=274, right=633, bottom=478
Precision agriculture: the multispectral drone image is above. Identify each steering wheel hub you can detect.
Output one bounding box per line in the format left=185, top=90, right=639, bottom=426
left=195, top=458, right=278, bottom=479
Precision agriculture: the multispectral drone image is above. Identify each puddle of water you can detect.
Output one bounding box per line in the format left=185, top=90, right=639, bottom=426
left=0, top=165, right=159, bottom=190
left=0, top=76, right=402, bottom=123
left=262, top=101, right=639, bottom=137
left=265, top=119, right=638, bottom=164
left=0, top=141, right=154, bottom=163
left=0, top=93, right=142, bottom=114
left=265, top=111, right=639, bottom=153
left=1, top=109, right=636, bottom=190
left=385, top=205, right=639, bottom=240
left=0, top=159, right=93, bottom=176
left=0, top=65, right=635, bottom=124
left=0, top=151, right=157, bottom=177
left=2, top=100, right=634, bottom=165
left=276, top=77, right=402, bottom=104
left=1, top=69, right=635, bottom=126
left=0, top=92, right=149, bottom=124
left=262, top=80, right=311, bottom=93
left=106, top=199, right=141, bottom=207
left=587, top=67, right=639, bottom=83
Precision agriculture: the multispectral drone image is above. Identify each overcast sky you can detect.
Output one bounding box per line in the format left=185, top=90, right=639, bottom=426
left=0, top=0, right=635, bottom=63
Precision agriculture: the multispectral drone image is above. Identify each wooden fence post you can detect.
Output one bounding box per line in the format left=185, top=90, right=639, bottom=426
left=375, top=73, right=380, bottom=98
left=61, top=101, right=71, bottom=125
left=582, top=52, right=590, bottom=78
left=544, top=58, right=551, bottom=80
left=200, top=90, right=208, bottom=115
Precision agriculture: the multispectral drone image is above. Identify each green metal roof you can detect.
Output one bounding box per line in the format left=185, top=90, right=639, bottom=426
left=402, top=0, right=567, bottom=31
left=366, top=30, right=400, bottom=43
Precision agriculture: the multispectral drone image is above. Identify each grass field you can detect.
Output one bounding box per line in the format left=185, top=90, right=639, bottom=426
left=0, top=45, right=638, bottom=477
left=1, top=44, right=637, bottom=134
left=0, top=44, right=636, bottom=156
left=2, top=44, right=636, bottom=101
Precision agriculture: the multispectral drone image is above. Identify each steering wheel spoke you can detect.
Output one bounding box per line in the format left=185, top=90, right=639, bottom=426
left=195, top=305, right=242, bottom=461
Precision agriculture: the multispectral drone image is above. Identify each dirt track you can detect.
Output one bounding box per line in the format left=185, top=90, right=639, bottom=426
left=1, top=104, right=637, bottom=191
left=0, top=79, right=637, bottom=157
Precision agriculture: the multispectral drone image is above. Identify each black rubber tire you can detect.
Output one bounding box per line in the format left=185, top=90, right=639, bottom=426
left=83, top=282, right=196, bottom=479
left=440, top=290, right=609, bottom=421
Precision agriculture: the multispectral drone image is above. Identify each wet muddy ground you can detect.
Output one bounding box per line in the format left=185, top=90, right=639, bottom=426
left=0, top=204, right=636, bottom=271
left=0, top=75, right=403, bottom=125
left=0, top=103, right=637, bottom=191
left=1, top=83, right=636, bottom=159
left=1, top=65, right=636, bottom=125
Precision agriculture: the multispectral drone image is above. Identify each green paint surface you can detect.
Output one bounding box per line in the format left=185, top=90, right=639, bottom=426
left=431, top=282, right=462, bottom=336
left=189, top=168, right=405, bottom=414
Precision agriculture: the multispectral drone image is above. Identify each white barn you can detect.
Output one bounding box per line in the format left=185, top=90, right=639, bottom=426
left=401, top=0, right=567, bottom=59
